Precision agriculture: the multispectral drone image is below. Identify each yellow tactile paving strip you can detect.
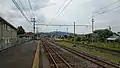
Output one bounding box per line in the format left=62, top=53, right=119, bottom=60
left=32, top=41, right=40, bottom=68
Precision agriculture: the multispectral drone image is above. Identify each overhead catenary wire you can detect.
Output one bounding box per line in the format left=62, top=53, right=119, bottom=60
left=17, top=0, right=30, bottom=20
left=49, top=0, right=73, bottom=24
left=89, top=0, right=120, bottom=39
left=28, top=0, right=34, bottom=17
left=49, top=0, right=68, bottom=24
left=98, top=5, right=120, bottom=15
left=90, top=0, right=120, bottom=18
left=54, top=0, right=72, bottom=19
left=95, top=0, right=120, bottom=13
left=12, top=0, right=32, bottom=26
left=27, top=0, right=39, bottom=25
left=15, top=0, right=35, bottom=22
left=90, top=5, right=120, bottom=19
left=35, top=24, right=89, bottom=26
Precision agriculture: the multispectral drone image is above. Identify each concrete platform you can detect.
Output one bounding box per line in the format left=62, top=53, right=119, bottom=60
left=0, top=41, right=37, bottom=68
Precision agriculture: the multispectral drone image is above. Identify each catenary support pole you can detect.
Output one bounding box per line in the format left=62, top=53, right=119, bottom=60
left=31, top=18, right=36, bottom=41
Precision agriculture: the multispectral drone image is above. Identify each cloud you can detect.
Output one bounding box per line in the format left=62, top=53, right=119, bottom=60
left=0, top=0, right=120, bottom=33
left=32, top=0, right=55, bottom=11
left=0, top=0, right=54, bottom=32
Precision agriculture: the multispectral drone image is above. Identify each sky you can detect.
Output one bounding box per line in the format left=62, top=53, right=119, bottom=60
left=0, top=0, right=120, bottom=34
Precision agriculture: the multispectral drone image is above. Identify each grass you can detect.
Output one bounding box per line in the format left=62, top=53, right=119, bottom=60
left=65, top=39, right=120, bottom=51
left=88, top=42, right=120, bottom=51
left=57, top=41, right=120, bottom=64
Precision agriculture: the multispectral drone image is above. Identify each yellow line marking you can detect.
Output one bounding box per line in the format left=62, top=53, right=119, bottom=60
left=32, top=41, right=40, bottom=68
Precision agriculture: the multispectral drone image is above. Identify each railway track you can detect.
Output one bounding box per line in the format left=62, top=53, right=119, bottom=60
left=61, top=40, right=120, bottom=55
left=47, top=39, right=120, bottom=68
left=42, top=38, right=120, bottom=68
left=58, top=45, right=120, bottom=68
left=42, top=40, right=72, bottom=68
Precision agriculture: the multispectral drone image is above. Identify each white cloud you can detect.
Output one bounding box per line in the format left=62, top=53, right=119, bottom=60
left=0, top=0, right=120, bottom=33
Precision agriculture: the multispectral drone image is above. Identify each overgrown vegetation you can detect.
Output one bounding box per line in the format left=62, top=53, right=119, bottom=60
left=88, top=42, right=120, bottom=50
left=57, top=41, right=120, bottom=63
left=57, top=29, right=120, bottom=50
left=17, top=26, right=25, bottom=35
left=93, top=29, right=113, bottom=42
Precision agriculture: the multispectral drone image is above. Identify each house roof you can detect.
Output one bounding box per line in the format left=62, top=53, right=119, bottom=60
left=117, top=32, right=120, bottom=36
left=0, top=17, right=17, bottom=31
left=107, top=38, right=117, bottom=40
left=18, top=32, right=34, bottom=37
left=107, top=33, right=120, bottom=40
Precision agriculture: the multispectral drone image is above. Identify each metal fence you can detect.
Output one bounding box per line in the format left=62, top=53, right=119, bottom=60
left=0, top=38, right=31, bottom=51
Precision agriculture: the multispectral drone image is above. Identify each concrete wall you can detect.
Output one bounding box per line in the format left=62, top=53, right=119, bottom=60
left=0, top=21, right=17, bottom=44
left=0, top=21, right=3, bottom=40
left=0, top=22, right=1, bottom=39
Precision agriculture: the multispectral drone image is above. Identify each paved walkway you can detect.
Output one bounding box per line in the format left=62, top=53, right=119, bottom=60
left=0, top=41, right=37, bottom=68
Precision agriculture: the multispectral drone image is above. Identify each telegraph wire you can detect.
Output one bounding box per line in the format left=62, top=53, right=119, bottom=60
left=49, top=0, right=72, bottom=24
left=17, top=0, right=30, bottom=19
left=12, top=0, right=32, bottom=25
left=49, top=0, right=68, bottom=24
left=89, top=5, right=120, bottom=19
left=90, top=0, right=120, bottom=18
left=27, top=0, right=39, bottom=26
left=54, top=0, right=72, bottom=20
left=28, top=0, right=34, bottom=17
left=99, top=5, right=120, bottom=14
left=95, top=0, right=120, bottom=13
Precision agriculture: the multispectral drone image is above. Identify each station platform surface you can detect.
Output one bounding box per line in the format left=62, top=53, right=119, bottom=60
left=0, top=41, right=37, bottom=68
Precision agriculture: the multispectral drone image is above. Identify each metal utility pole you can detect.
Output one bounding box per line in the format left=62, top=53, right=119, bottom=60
left=74, top=21, right=75, bottom=36
left=92, top=12, right=95, bottom=33
left=108, top=26, right=111, bottom=31
left=67, top=27, right=68, bottom=34
left=36, top=28, right=38, bottom=33
left=92, top=18, right=94, bottom=33
left=74, top=21, right=76, bottom=45
left=31, top=18, right=36, bottom=40
left=92, top=14, right=95, bottom=45
left=36, top=27, right=39, bottom=39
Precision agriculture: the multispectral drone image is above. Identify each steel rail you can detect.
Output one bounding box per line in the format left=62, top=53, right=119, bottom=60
left=50, top=46, right=73, bottom=68
left=60, top=45, right=120, bottom=68
left=47, top=39, right=120, bottom=68
left=43, top=42, right=58, bottom=68
left=43, top=41, right=72, bottom=68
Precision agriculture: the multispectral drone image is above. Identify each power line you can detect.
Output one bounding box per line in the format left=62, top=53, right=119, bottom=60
left=17, top=0, right=33, bottom=18
left=28, top=0, right=34, bottom=17
left=27, top=0, right=39, bottom=25
left=18, top=0, right=34, bottom=19
left=55, top=0, right=72, bottom=19
left=17, top=0, right=30, bottom=19
left=28, top=0, right=32, bottom=11
left=99, top=5, right=120, bottom=14
left=12, top=0, right=32, bottom=26
left=95, top=0, right=120, bottom=13
left=56, top=0, right=68, bottom=16
left=35, top=24, right=89, bottom=27
left=49, top=0, right=68, bottom=24
left=15, top=0, right=35, bottom=22
left=90, top=5, right=120, bottom=18
left=91, top=0, right=120, bottom=18
left=49, top=0, right=72, bottom=24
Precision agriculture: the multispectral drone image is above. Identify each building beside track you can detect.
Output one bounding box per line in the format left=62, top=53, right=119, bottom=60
left=107, top=33, right=120, bottom=43
left=0, top=17, right=17, bottom=45
left=18, top=32, right=34, bottom=40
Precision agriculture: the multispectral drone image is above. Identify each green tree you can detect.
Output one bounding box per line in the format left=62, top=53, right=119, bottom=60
left=63, top=35, right=68, bottom=39
left=17, top=26, right=25, bottom=35
left=93, top=29, right=113, bottom=42
left=75, top=37, right=81, bottom=41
